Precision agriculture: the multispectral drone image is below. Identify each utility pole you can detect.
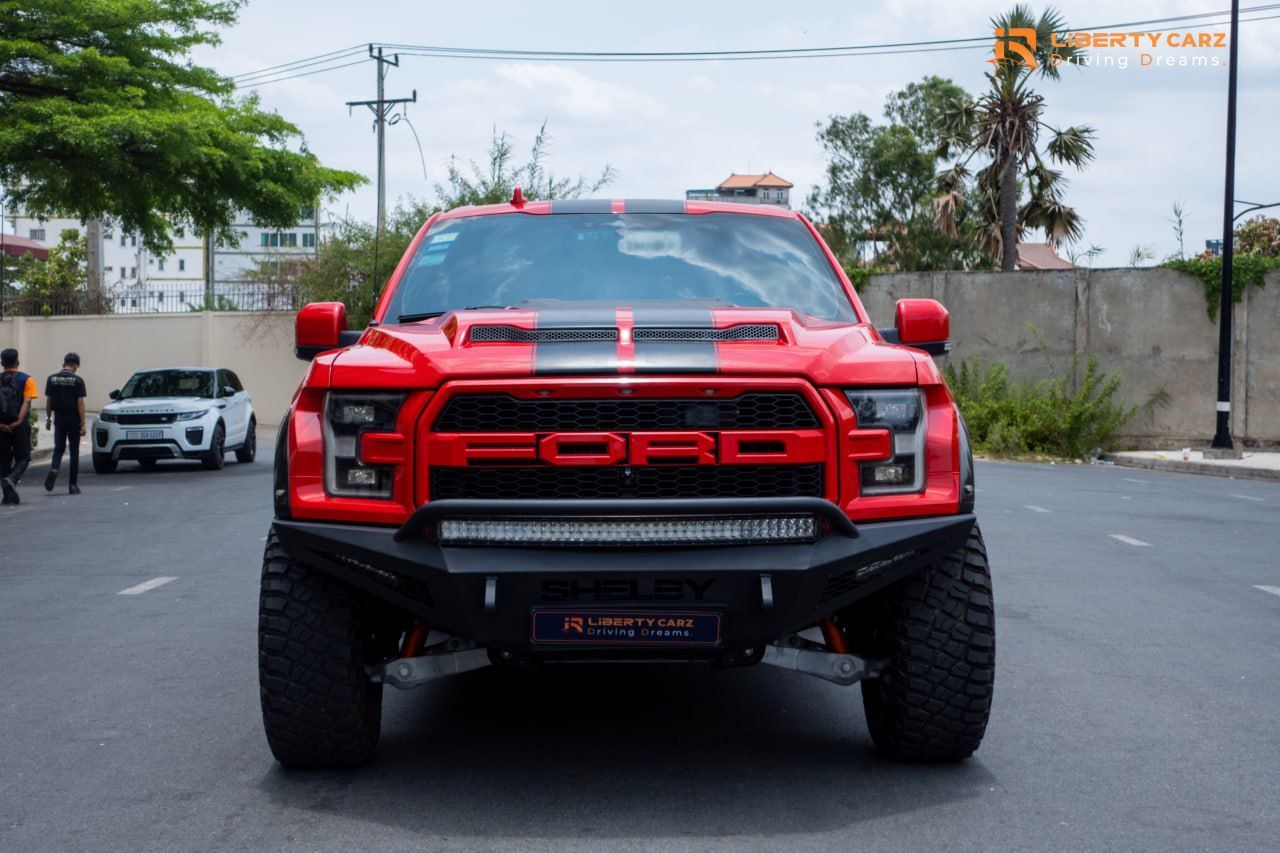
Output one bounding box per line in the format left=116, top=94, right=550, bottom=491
left=347, top=46, right=417, bottom=235
left=1211, top=0, right=1240, bottom=454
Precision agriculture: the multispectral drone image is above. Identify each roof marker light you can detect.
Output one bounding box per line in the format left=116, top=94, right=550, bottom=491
left=510, top=186, right=526, bottom=207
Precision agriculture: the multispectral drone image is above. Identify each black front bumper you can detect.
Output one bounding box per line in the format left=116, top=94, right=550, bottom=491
left=273, top=498, right=974, bottom=659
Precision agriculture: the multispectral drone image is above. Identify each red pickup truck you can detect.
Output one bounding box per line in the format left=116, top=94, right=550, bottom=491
left=259, top=196, right=993, bottom=768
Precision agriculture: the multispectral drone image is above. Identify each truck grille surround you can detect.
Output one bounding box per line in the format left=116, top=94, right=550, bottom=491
left=425, top=389, right=830, bottom=516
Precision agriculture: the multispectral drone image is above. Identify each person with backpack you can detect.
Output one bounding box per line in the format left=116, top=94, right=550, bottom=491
left=0, top=347, right=39, bottom=505
left=43, top=352, right=86, bottom=495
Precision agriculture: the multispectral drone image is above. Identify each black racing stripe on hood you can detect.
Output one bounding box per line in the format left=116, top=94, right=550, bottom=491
left=533, top=303, right=619, bottom=375
left=632, top=303, right=717, bottom=374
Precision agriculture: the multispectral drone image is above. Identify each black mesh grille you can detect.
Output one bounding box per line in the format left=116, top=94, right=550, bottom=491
left=434, top=393, right=818, bottom=432
left=469, top=326, right=618, bottom=343
left=117, top=413, right=178, bottom=425
left=430, top=464, right=823, bottom=501
left=632, top=324, right=779, bottom=342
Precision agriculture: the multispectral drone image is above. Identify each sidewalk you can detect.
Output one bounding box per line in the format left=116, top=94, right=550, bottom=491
left=1103, top=449, right=1280, bottom=482
left=26, top=414, right=98, bottom=465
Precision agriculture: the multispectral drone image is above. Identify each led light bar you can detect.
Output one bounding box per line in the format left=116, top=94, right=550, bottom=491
left=438, top=515, right=819, bottom=547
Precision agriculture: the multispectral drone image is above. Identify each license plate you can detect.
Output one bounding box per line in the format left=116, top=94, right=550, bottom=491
left=531, top=610, right=722, bottom=646
left=126, top=430, right=164, bottom=440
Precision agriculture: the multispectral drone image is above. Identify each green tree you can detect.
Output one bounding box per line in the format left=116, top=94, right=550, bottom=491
left=934, top=5, right=1096, bottom=271
left=7, top=228, right=110, bottom=315
left=0, top=0, right=363, bottom=252
left=434, top=122, right=616, bottom=208
left=807, top=76, right=987, bottom=272
left=284, top=124, right=614, bottom=327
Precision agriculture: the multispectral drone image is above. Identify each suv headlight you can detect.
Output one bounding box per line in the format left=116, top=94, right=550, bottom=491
left=324, top=393, right=404, bottom=498
left=98, top=410, right=118, bottom=423
left=846, top=389, right=927, bottom=494
left=176, top=408, right=208, bottom=421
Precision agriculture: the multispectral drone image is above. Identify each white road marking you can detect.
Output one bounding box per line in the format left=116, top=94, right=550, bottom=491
left=109, top=486, right=132, bottom=492
left=1230, top=494, right=1264, bottom=502
left=1023, top=504, right=1050, bottom=513
left=1109, top=534, right=1152, bottom=547
left=1254, top=585, right=1280, bottom=598
left=1123, top=478, right=1149, bottom=485
left=117, top=577, right=178, bottom=596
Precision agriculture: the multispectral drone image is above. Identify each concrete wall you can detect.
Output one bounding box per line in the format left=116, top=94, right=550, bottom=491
left=862, top=268, right=1280, bottom=446
left=0, top=312, right=303, bottom=427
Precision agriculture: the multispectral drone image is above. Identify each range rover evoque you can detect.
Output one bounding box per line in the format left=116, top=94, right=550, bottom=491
left=260, top=195, right=993, bottom=768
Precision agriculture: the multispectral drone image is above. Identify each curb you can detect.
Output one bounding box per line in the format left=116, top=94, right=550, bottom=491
left=1102, top=453, right=1280, bottom=482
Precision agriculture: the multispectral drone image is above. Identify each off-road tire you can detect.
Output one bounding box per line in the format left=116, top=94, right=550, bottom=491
left=201, top=423, right=225, bottom=470
left=91, top=452, right=116, bottom=474
left=861, top=526, right=994, bottom=762
left=258, top=531, right=382, bottom=768
left=235, top=418, right=257, bottom=463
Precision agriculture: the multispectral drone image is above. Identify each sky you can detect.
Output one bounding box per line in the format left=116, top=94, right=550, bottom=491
left=196, top=1, right=1280, bottom=267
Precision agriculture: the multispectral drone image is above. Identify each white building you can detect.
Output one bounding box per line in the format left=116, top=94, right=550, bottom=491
left=1, top=201, right=318, bottom=312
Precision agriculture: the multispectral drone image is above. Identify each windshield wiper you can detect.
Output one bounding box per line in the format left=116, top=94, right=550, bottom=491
left=396, top=306, right=508, bottom=323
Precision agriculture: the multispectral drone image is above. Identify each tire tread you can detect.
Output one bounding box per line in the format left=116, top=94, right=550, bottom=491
left=257, top=531, right=381, bottom=768
left=862, top=526, right=995, bottom=762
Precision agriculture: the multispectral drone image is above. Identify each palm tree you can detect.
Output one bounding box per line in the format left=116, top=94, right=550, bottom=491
left=934, top=5, right=1096, bottom=271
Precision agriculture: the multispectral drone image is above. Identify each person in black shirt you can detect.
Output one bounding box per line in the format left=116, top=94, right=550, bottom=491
left=44, top=352, right=87, bottom=494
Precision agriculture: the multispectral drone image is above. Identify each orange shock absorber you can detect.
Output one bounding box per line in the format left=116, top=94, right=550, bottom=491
left=819, top=618, right=849, bottom=654
left=401, top=624, right=428, bottom=658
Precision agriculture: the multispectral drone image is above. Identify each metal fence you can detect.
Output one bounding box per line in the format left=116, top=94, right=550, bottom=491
left=1, top=284, right=302, bottom=317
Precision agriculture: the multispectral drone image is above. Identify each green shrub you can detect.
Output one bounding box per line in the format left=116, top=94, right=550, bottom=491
left=1163, top=255, right=1279, bottom=318
left=944, top=353, right=1138, bottom=459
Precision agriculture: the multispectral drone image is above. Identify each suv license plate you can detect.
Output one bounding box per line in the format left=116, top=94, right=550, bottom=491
left=531, top=610, right=721, bottom=646
left=126, top=430, right=165, bottom=440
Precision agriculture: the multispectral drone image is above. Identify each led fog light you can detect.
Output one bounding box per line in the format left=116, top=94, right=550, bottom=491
left=438, top=515, right=819, bottom=547
left=344, top=467, right=379, bottom=486
left=869, top=463, right=910, bottom=485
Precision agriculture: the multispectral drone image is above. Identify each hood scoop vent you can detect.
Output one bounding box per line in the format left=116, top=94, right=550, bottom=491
left=470, top=325, right=617, bottom=344
left=633, top=324, right=779, bottom=343
left=466, top=322, right=780, bottom=345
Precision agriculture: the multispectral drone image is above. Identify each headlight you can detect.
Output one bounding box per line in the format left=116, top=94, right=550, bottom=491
left=846, top=389, right=927, bottom=494
left=176, top=409, right=208, bottom=421
left=324, top=393, right=404, bottom=498
left=98, top=410, right=118, bottom=423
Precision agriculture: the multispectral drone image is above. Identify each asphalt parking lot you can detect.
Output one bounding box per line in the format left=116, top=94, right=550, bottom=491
left=1, top=447, right=1277, bottom=851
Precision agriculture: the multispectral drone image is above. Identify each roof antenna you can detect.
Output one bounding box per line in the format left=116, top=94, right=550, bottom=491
left=510, top=186, right=525, bottom=208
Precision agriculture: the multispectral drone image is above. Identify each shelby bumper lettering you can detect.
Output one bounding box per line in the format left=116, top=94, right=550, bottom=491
left=541, top=577, right=716, bottom=602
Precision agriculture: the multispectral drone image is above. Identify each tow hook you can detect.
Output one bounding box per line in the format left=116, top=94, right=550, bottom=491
left=369, top=639, right=491, bottom=689
left=760, top=636, right=886, bottom=686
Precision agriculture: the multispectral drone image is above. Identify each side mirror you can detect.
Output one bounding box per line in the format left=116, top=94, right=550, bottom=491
left=296, top=302, right=350, bottom=361
left=893, top=298, right=950, bottom=356
left=108, top=389, right=120, bottom=400
left=222, top=386, right=237, bottom=397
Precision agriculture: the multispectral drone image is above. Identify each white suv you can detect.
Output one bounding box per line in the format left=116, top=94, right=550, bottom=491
left=93, top=368, right=256, bottom=473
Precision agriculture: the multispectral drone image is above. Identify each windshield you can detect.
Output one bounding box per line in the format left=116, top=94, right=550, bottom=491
left=120, top=370, right=214, bottom=399
left=383, top=213, right=856, bottom=322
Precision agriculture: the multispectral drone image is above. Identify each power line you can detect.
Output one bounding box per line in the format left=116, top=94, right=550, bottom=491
left=229, top=44, right=368, bottom=80
left=231, top=57, right=372, bottom=89
left=226, top=5, right=1280, bottom=88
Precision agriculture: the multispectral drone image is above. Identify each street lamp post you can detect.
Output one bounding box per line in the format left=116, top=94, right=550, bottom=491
left=1211, top=0, right=1241, bottom=451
